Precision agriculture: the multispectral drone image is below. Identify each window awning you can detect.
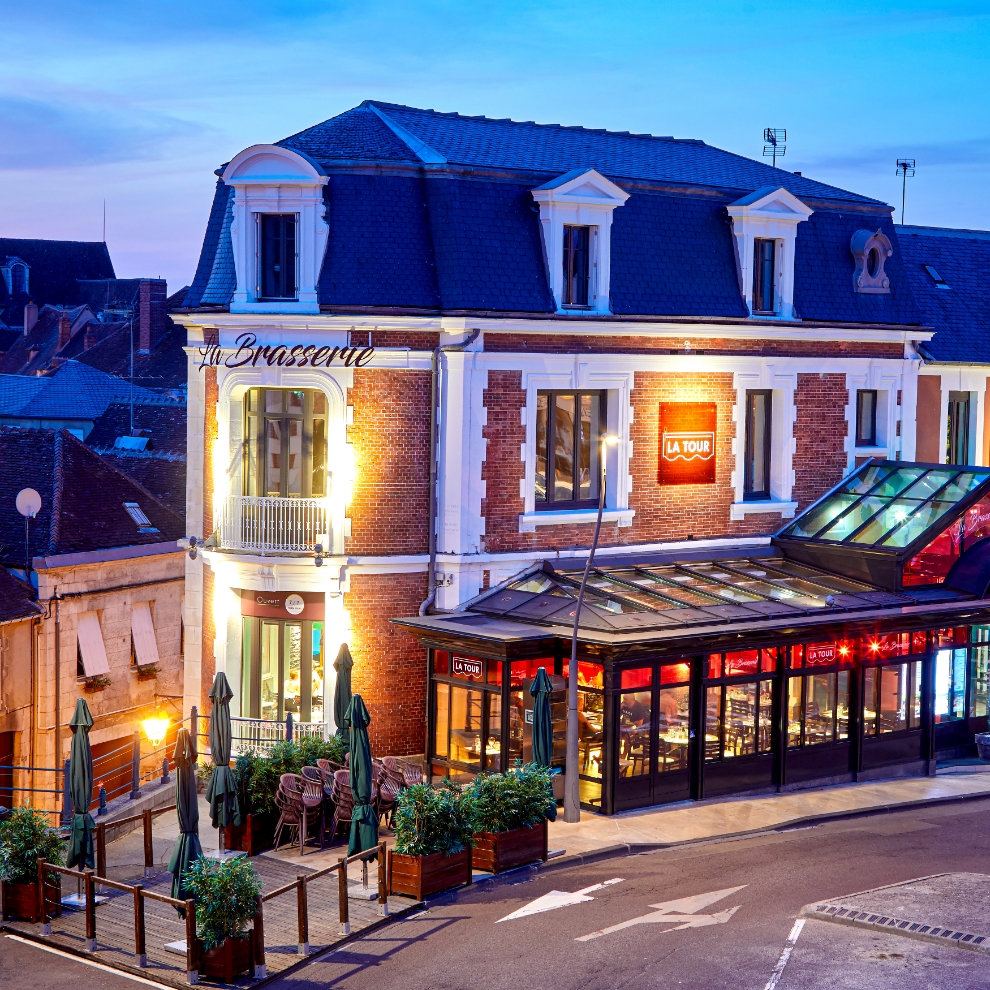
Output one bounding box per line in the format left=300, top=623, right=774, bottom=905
left=131, top=602, right=160, bottom=667
left=76, top=611, right=110, bottom=677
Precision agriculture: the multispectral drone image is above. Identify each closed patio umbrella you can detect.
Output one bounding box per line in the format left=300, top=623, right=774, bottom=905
left=333, top=644, right=353, bottom=738
left=529, top=667, right=557, bottom=822
left=344, top=694, right=378, bottom=856
left=66, top=699, right=96, bottom=870
left=168, top=727, right=203, bottom=908
left=205, top=672, right=241, bottom=835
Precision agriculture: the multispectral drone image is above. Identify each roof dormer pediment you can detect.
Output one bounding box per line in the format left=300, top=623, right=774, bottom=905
left=726, top=186, right=813, bottom=221
left=531, top=168, right=630, bottom=207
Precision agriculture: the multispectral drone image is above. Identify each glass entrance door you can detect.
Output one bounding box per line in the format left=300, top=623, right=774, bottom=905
left=243, top=616, right=325, bottom=723
left=614, top=662, right=693, bottom=812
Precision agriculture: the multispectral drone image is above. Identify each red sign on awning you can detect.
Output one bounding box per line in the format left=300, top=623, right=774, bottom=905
left=659, top=402, right=717, bottom=485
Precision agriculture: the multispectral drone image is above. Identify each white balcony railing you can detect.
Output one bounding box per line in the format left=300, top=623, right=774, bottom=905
left=231, top=716, right=329, bottom=755
left=217, top=495, right=330, bottom=553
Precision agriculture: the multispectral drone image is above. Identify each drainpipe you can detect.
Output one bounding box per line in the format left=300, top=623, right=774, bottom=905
left=420, top=330, right=481, bottom=616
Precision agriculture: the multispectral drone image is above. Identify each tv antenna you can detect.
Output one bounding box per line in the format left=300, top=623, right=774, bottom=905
left=16, top=488, right=41, bottom=580
left=763, top=128, right=786, bottom=167
left=895, top=159, right=916, bottom=225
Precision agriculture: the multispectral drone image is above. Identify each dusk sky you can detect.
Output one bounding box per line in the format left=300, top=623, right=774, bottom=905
left=1, top=1, right=987, bottom=292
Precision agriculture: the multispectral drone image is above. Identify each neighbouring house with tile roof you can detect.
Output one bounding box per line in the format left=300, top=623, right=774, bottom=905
left=0, top=428, right=186, bottom=810
left=896, top=226, right=990, bottom=468
left=175, top=101, right=990, bottom=812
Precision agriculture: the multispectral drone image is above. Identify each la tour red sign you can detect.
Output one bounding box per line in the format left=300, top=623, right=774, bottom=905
left=659, top=402, right=717, bottom=485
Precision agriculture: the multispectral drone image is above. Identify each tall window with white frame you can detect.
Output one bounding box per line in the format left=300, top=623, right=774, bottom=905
left=535, top=390, right=605, bottom=509
left=244, top=388, right=327, bottom=498
left=947, top=392, right=971, bottom=465
left=562, top=225, right=592, bottom=307
left=856, top=390, right=878, bottom=447
left=744, top=390, right=772, bottom=501
left=752, top=239, right=776, bottom=314
left=259, top=214, right=297, bottom=300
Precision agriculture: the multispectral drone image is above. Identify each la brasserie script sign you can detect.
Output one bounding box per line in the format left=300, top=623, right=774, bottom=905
left=198, top=332, right=374, bottom=372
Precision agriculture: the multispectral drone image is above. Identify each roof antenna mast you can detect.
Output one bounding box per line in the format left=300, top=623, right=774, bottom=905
left=895, top=159, right=916, bottom=225
left=763, top=128, right=786, bottom=168
left=103, top=199, right=106, bottom=243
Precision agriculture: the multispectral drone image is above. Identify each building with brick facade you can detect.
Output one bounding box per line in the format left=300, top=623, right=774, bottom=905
left=176, top=102, right=990, bottom=813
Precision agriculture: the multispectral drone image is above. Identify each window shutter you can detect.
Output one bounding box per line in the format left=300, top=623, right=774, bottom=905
left=76, top=611, right=110, bottom=677
left=130, top=602, right=161, bottom=667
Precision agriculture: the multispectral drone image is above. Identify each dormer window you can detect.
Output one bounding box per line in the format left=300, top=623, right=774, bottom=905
left=531, top=168, right=629, bottom=315
left=850, top=229, right=892, bottom=294
left=752, top=239, right=776, bottom=314
left=1, top=257, right=30, bottom=296
left=727, top=187, right=813, bottom=320
left=562, top=225, right=592, bottom=307
left=259, top=214, right=297, bottom=300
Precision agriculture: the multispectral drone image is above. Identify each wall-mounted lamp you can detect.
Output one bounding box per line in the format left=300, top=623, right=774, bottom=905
left=314, top=543, right=328, bottom=568
left=186, top=535, right=198, bottom=560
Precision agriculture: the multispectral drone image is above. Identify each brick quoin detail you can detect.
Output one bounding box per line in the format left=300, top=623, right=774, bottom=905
left=347, top=368, right=431, bottom=555
left=793, top=373, right=849, bottom=511
left=202, top=367, right=218, bottom=702
left=347, top=572, right=428, bottom=757
left=483, top=333, right=903, bottom=360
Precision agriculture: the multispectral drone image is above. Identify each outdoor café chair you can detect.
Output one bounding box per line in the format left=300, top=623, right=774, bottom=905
left=300, top=766, right=330, bottom=845
left=273, top=773, right=321, bottom=855
left=328, top=769, right=355, bottom=844
left=383, top=755, right=423, bottom=787
left=373, top=759, right=399, bottom=827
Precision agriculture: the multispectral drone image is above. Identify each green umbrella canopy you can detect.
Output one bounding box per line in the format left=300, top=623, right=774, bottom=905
left=168, top=727, right=203, bottom=909
left=67, top=698, right=95, bottom=870
left=529, top=668, right=557, bottom=822
left=344, top=694, right=378, bottom=856
left=205, top=673, right=241, bottom=830
left=333, top=644, right=354, bottom=738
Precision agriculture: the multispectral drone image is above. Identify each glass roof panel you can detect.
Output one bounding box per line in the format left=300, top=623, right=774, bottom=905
left=779, top=461, right=990, bottom=550
left=814, top=497, right=887, bottom=541
left=507, top=574, right=558, bottom=594
left=783, top=494, right=860, bottom=538
left=880, top=500, right=960, bottom=548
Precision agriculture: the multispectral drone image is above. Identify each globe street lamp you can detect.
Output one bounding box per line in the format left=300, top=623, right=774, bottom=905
left=564, top=433, right=619, bottom=823
left=142, top=709, right=170, bottom=749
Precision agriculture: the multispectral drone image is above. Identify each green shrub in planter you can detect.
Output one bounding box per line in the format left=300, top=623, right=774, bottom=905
left=0, top=807, right=66, bottom=883
left=393, top=782, right=474, bottom=857
left=465, top=763, right=555, bottom=834
left=183, top=857, right=263, bottom=952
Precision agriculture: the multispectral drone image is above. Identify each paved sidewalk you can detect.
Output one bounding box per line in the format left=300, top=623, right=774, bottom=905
left=547, top=768, right=990, bottom=860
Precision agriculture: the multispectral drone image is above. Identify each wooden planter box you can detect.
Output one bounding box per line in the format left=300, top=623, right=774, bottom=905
left=388, top=848, right=472, bottom=900
left=1, top=879, right=61, bottom=922
left=198, top=934, right=254, bottom=983
left=222, top=812, right=275, bottom=857
left=471, top=820, right=548, bottom=875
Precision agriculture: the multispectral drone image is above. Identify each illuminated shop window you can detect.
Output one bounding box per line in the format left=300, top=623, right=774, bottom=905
left=535, top=390, right=606, bottom=508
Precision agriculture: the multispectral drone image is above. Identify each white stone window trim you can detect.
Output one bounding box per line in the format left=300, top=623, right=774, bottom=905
left=844, top=368, right=902, bottom=471
left=518, top=365, right=634, bottom=534
left=731, top=369, right=797, bottom=518
left=727, top=187, right=813, bottom=321
left=531, top=169, right=629, bottom=316
left=221, top=145, right=330, bottom=316
left=215, top=365, right=354, bottom=556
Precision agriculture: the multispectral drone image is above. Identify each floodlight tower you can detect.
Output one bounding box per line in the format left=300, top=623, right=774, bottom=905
left=763, top=128, right=786, bottom=168
left=896, top=159, right=916, bottom=225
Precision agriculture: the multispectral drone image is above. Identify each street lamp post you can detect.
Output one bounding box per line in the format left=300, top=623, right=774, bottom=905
left=564, top=434, right=618, bottom=823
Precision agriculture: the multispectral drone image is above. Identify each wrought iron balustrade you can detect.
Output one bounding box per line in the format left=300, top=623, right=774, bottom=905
left=217, top=495, right=330, bottom=553
left=231, top=716, right=329, bottom=755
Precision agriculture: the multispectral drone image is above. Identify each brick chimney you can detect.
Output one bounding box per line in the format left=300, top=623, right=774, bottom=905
left=138, top=280, right=152, bottom=353
left=57, top=311, right=71, bottom=350
left=23, top=301, right=38, bottom=336
left=83, top=323, right=97, bottom=350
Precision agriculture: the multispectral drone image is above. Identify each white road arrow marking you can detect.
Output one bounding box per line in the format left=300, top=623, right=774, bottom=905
left=576, top=885, right=747, bottom=941
left=496, top=878, right=625, bottom=923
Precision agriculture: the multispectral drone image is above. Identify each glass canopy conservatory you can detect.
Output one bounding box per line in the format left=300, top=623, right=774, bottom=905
left=397, top=462, right=990, bottom=814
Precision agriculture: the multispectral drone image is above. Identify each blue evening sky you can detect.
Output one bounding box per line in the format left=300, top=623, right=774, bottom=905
left=1, top=1, right=987, bottom=290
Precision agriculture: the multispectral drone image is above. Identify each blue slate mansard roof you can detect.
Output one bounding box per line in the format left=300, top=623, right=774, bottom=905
left=185, top=102, right=922, bottom=326
left=897, top=226, right=990, bottom=364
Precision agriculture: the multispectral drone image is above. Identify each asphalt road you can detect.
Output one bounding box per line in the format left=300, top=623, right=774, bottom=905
left=3, top=798, right=988, bottom=989
left=273, top=797, right=990, bottom=990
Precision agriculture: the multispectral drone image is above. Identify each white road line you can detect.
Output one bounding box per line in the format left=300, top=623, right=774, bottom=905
left=763, top=918, right=805, bottom=990
left=3, top=934, right=164, bottom=987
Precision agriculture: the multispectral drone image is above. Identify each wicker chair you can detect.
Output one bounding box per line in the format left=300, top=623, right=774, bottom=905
left=327, top=769, right=354, bottom=844
left=383, top=756, right=423, bottom=788
left=273, top=773, right=321, bottom=855
left=300, top=766, right=329, bottom=847
left=373, top=759, right=399, bottom=827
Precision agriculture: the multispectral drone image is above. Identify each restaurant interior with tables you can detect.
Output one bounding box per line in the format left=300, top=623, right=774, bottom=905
left=398, top=461, right=990, bottom=814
